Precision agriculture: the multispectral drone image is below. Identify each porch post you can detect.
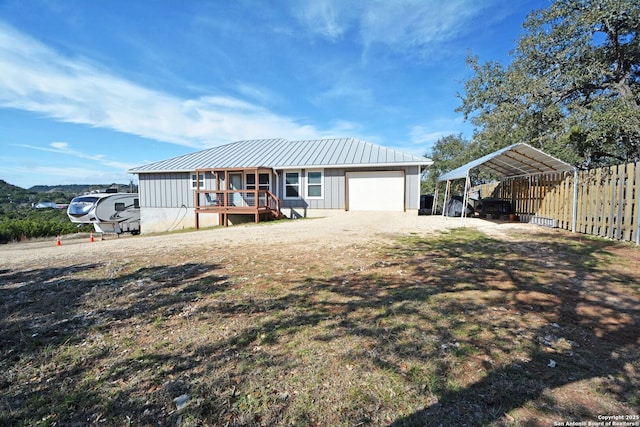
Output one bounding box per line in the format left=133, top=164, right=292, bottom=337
left=194, top=169, right=200, bottom=230
left=224, top=170, right=229, bottom=227
left=255, top=169, right=259, bottom=223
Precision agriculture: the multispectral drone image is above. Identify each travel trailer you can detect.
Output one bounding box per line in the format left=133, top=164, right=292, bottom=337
left=67, top=192, right=140, bottom=235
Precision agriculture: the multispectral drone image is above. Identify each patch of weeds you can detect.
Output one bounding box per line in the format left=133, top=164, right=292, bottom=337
left=452, top=343, right=479, bottom=358
left=120, top=334, right=137, bottom=347
left=53, top=344, right=84, bottom=366
left=265, top=286, right=279, bottom=296
left=347, top=382, right=375, bottom=408
left=232, top=391, right=265, bottom=414
left=152, top=315, right=163, bottom=329
left=405, top=364, right=428, bottom=386
left=259, top=330, right=278, bottom=344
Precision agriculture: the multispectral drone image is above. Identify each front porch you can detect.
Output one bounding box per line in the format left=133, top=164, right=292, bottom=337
left=193, top=167, right=283, bottom=227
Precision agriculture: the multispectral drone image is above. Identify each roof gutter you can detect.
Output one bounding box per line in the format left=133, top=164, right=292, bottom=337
left=275, top=161, right=433, bottom=170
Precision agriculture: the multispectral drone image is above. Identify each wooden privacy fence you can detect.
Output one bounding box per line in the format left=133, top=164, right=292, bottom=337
left=478, top=162, right=639, bottom=244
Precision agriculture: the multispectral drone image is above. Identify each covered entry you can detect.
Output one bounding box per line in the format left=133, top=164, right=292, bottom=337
left=346, top=171, right=405, bottom=211
left=193, top=167, right=282, bottom=227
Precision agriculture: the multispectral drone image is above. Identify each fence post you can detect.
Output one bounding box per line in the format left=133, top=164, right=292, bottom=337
left=571, top=167, right=578, bottom=233
left=636, top=162, right=640, bottom=245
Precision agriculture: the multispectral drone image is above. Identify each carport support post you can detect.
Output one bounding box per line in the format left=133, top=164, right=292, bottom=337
left=461, top=173, right=471, bottom=226
left=432, top=184, right=439, bottom=216
left=442, top=180, right=451, bottom=216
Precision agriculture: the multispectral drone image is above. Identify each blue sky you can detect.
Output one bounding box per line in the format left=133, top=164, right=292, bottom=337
left=0, top=0, right=548, bottom=189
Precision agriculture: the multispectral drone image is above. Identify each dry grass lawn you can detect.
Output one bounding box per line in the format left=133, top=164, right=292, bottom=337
left=1, top=214, right=639, bottom=426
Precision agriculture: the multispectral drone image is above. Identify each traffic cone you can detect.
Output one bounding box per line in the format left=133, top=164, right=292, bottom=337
left=56, top=235, right=61, bottom=246
left=89, top=232, right=95, bottom=243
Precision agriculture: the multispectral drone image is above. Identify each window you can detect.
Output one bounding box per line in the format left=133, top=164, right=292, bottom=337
left=115, top=202, right=125, bottom=212
left=307, top=170, right=323, bottom=198
left=258, top=173, right=270, bottom=191
left=246, top=173, right=270, bottom=191
left=191, top=172, right=204, bottom=189
left=285, top=171, right=300, bottom=199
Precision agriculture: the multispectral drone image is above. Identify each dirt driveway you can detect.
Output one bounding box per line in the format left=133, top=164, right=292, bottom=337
left=0, top=212, right=529, bottom=269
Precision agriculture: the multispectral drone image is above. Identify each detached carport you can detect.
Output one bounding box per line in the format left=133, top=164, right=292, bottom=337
left=435, top=143, right=578, bottom=231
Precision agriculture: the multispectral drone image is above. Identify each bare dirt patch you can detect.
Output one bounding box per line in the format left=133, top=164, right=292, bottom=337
left=1, top=212, right=638, bottom=426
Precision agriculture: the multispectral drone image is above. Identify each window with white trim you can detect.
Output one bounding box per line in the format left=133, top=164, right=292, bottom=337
left=190, top=172, right=205, bottom=189
left=306, top=170, right=323, bottom=198
left=284, top=171, right=300, bottom=199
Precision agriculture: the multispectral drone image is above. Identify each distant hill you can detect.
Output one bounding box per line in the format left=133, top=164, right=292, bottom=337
left=0, top=180, right=27, bottom=194
left=0, top=180, right=37, bottom=205
left=29, top=183, right=136, bottom=193
left=0, top=180, right=138, bottom=206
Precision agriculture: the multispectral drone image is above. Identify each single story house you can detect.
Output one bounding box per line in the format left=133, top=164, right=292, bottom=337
left=128, top=138, right=432, bottom=232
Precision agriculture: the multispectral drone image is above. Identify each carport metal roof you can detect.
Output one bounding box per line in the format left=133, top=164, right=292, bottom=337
left=435, top=142, right=578, bottom=232
left=438, top=142, right=575, bottom=181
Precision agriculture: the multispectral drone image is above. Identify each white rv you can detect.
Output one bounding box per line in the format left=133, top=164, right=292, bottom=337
left=67, top=192, right=141, bottom=235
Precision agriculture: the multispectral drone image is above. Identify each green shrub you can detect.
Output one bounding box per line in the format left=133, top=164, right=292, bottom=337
left=0, top=209, right=91, bottom=243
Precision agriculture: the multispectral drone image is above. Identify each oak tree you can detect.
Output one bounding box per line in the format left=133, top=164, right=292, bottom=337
left=458, top=0, right=640, bottom=167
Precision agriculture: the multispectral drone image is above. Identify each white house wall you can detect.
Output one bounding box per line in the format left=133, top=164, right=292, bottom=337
left=141, top=206, right=219, bottom=233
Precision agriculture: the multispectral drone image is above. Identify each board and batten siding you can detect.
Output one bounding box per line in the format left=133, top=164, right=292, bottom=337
left=405, top=165, right=421, bottom=210
left=279, top=168, right=344, bottom=210
left=139, top=166, right=422, bottom=211
left=139, top=172, right=207, bottom=208
left=323, top=168, right=346, bottom=209
left=279, top=166, right=421, bottom=211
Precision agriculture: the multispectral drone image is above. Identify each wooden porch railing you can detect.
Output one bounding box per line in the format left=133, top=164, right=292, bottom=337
left=194, top=189, right=282, bottom=227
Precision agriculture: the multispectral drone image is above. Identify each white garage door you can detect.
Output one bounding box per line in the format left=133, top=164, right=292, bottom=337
left=347, top=171, right=405, bottom=211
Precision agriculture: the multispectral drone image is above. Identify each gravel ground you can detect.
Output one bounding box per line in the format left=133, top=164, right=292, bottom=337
left=0, top=212, right=533, bottom=269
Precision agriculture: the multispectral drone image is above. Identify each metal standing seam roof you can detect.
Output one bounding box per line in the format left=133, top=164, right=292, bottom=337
left=128, top=138, right=433, bottom=173
left=437, top=142, right=576, bottom=182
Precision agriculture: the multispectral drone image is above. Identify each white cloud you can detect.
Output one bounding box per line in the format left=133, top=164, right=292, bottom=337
left=0, top=158, right=135, bottom=187
left=0, top=22, right=342, bottom=149
left=17, top=142, right=137, bottom=170
left=50, top=141, right=70, bottom=150
left=292, top=0, right=354, bottom=41
left=316, top=78, right=374, bottom=105
left=360, top=0, right=485, bottom=53
left=234, top=83, right=283, bottom=106
left=292, top=0, right=489, bottom=55
left=17, top=165, right=126, bottom=181
left=409, top=126, right=454, bottom=145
